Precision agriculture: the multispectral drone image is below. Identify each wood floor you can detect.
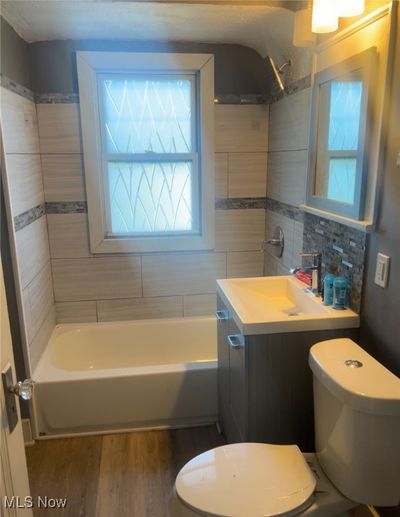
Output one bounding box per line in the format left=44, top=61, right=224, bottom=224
left=25, top=426, right=387, bottom=517
left=26, top=425, right=225, bottom=517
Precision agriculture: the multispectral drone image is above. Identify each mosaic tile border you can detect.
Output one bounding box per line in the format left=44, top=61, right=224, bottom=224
left=266, top=198, right=304, bottom=222
left=45, top=201, right=88, bottom=214
left=35, top=93, right=269, bottom=105
left=215, top=197, right=266, bottom=209
left=35, top=92, right=80, bottom=104
left=14, top=204, right=46, bottom=232
left=214, top=94, right=268, bottom=105
left=1, top=74, right=35, bottom=102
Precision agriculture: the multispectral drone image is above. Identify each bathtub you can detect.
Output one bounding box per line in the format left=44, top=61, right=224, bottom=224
left=32, top=316, right=217, bottom=437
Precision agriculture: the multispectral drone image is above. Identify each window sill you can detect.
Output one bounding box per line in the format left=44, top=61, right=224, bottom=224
left=300, top=204, right=375, bottom=233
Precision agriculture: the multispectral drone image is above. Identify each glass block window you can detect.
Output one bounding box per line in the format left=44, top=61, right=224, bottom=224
left=99, top=75, right=198, bottom=236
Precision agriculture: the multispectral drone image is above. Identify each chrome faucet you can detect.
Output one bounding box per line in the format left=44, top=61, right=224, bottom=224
left=290, top=253, right=322, bottom=295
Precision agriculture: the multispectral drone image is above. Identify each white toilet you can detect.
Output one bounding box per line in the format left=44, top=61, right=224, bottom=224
left=170, top=338, right=400, bottom=517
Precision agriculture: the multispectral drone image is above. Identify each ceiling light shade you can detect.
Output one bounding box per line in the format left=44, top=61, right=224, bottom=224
left=335, top=0, right=365, bottom=17
left=293, top=8, right=316, bottom=47
left=312, top=0, right=339, bottom=33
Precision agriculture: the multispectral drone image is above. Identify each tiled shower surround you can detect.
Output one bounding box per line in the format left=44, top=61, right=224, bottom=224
left=1, top=76, right=269, bottom=339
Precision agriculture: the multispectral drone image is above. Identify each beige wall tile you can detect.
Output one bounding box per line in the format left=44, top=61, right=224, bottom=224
left=142, top=252, right=226, bottom=297
left=47, top=213, right=91, bottom=259
left=29, top=307, right=56, bottom=372
left=215, top=153, right=228, bottom=198
left=267, top=150, right=308, bottom=207
left=22, top=262, right=54, bottom=344
left=42, top=154, right=86, bottom=201
left=52, top=256, right=142, bottom=302
left=265, top=210, right=295, bottom=269
left=276, top=261, right=290, bottom=276
left=228, top=153, right=267, bottom=198
left=5, top=154, right=44, bottom=216
left=215, top=209, right=265, bottom=252
left=15, top=216, right=50, bottom=289
left=37, top=103, right=81, bottom=153
left=97, top=296, right=183, bottom=322
left=183, top=294, right=216, bottom=317
left=55, top=301, right=97, bottom=323
left=227, top=251, right=264, bottom=278
left=215, top=105, right=268, bottom=152
left=0, top=88, right=40, bottom=154
left=264, top=251, right=278, bottom=276
left=269, top=89, right=310, bottom=152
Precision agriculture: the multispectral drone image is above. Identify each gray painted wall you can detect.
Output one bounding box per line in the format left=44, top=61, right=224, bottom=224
left=360, top=10, right=400, bottom=377
left=1, top=17, right=31, bottom=89
left=28, top=40, right=272, bottom=95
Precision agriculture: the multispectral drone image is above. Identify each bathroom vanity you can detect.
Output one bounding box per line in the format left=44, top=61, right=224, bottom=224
left=216, top=276, right=360, bottom=451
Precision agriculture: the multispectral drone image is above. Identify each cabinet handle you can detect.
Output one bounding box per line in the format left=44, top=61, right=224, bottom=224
left=215, top=310, right=230, bottom=321
left=227, top=334, right=245, bottom=350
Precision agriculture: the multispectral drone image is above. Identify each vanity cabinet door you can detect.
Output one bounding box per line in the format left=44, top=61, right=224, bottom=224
left=227, top=319, right=248, bottom=441
left=217, top=298, right=230, bottom=417
left=217, top=296, right=248, bottom=443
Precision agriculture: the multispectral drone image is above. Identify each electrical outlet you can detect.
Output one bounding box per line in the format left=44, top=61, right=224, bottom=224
left=374, top=253, right=390, bottom=288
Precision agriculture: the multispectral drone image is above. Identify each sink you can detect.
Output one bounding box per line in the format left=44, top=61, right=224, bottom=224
left=216, top=276, right=360, bottom=335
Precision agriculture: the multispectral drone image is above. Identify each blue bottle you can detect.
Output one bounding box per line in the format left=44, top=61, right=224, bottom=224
left=333, top=277, right=348, bottom=310
left=323, top=274, right=336, bottom=306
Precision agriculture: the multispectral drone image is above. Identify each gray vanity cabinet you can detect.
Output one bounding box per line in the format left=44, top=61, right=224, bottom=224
left=217, top=294, right=359, bottom=451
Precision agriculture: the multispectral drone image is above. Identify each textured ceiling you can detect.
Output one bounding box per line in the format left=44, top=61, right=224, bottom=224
left=1, top=1, right=297, bottom=58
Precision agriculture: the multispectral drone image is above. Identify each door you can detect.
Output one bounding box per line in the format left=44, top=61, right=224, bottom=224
left=1, top=259, right=32, bottom=516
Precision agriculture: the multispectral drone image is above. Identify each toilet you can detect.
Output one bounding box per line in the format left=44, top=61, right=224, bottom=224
left=169, top=338, right=400, bottom=517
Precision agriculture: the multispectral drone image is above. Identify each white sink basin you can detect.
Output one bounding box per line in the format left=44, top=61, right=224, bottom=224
left=216, top=276, right=360, bottom=335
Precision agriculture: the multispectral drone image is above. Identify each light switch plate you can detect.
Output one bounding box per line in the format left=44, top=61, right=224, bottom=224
left=374, top=253, right=390, bottom=288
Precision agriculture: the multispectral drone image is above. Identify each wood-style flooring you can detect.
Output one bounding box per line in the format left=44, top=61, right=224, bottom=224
left=26, top=425, right=225, bottom=517
left=25, top=426, right=385, bottom=517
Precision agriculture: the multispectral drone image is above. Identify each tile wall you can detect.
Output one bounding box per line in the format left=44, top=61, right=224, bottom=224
left=35, top=98, right=268, bottom=323
left=263, top=87, right=310, bottom=275
left=1, top=85, right=56, bottom=370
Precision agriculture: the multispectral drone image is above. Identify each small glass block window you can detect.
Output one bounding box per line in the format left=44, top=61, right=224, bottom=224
left=99, top=75, right=198, bottom=236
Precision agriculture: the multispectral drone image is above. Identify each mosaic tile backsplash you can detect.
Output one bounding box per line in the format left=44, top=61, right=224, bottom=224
left=303, top=213, right=367, bottom=313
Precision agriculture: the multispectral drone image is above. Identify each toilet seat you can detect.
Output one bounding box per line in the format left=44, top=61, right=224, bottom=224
left=175, top=443, right=316, bottom=517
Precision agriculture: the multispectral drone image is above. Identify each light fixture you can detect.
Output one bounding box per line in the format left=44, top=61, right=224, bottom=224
left=311, top=0, right=339, bottom=34
left=293, top=8, right=316, bottom=47
left=335, top=0, right=365, bottom=18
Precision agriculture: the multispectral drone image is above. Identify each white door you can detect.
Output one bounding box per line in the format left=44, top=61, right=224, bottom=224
left=0, top=259, right=33, bottom=516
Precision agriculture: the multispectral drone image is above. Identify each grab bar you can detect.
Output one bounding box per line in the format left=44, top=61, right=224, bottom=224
left=227, top=334, right=245, bottom=350
left=216, top=310, right=230, bottom=321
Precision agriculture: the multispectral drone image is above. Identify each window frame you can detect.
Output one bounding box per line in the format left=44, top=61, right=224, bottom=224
left=306, top=48, right=375, bottom=220
left=77, top=51, right=215, bottom=253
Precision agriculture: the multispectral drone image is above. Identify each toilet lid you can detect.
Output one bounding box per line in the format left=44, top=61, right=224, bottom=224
left=176, top=443, right=316, bottom=517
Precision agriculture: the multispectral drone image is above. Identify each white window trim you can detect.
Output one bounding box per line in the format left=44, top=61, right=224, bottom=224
left=76, top=51, right=215, bottom=253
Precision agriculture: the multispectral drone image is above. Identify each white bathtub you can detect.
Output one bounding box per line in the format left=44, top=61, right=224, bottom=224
left=32, top=316, right=217, bottom=437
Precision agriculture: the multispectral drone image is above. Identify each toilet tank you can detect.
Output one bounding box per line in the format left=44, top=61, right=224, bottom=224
left=309, top=338, right=400, bottom=507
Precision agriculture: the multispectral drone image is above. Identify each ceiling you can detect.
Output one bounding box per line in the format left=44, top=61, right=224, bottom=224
left=1, top=1, right=300, bottom=59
